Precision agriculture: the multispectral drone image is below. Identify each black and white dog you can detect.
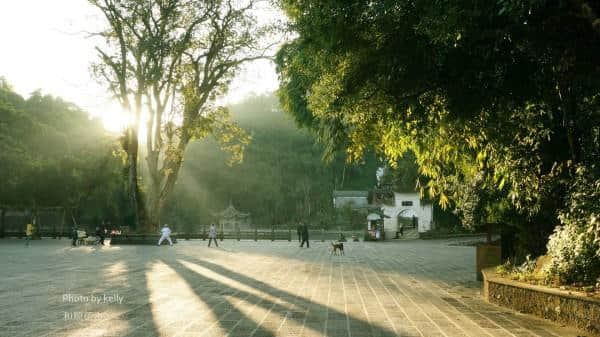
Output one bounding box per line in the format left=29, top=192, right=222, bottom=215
left=331, top=242, right=344, bottom=255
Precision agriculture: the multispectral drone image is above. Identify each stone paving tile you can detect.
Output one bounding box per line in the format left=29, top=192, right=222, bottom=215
left=0, top=239, right=590, bottom=337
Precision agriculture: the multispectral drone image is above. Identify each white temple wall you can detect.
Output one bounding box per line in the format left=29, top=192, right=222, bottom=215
left=381, top=193, right=434, bottom=236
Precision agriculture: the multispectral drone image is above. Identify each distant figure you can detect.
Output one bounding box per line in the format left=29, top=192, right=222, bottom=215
left=25, top=219, right=34, bottom=247
left=296, top=223, right=302, bottom=243
left=399, top=223, right=404, bottom=237
left=300, top=224, right=309, bottom=248
left=375, top=228, right=381, bottom=240
left=157, top=224, right=173, bottom=246
left=376, top=166, right=385, bottom=187
left=71, top=225, right=78, bottom=247
left=208, top=224, right=219, bottom=247
left=95, top=226, right=105, bottom=245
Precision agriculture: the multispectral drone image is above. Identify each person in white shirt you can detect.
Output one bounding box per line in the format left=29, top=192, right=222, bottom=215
left=157, top=224, right=173, bottom=246
left=208, top=224, right=218, bottom=247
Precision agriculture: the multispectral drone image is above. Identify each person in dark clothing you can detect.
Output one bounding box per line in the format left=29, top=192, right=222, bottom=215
left=95, top=226, right=105, bottom=245
left=300, top=224, right=309, bottom=248
left=71, top=226, right=78, bottom=247
left=296, top=224, right=302, bottom=243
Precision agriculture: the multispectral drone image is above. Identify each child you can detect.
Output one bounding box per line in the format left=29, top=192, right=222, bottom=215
left=25, top=219, right=35, bottom=247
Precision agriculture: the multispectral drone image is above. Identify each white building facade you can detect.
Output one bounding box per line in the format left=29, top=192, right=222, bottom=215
left=381, top=192, right=434, bottom=238
left=333, top=190, right=434, bottom=239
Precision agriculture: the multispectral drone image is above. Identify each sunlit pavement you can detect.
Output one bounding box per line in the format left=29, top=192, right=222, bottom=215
left=0, top=238, right=587, bottom=337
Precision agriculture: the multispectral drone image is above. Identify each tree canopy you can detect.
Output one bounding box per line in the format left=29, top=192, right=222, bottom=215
left=276, top=0, right=600, bottom=259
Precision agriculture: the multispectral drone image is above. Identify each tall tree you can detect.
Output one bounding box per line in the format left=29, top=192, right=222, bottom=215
left=90, top=0, right=278, bottom=231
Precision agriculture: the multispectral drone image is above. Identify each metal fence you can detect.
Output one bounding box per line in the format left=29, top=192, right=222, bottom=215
left=177, top=229, right=364, bottom=242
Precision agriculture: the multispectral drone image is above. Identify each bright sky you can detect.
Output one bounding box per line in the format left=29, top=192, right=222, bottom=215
left=0, top=1, right=281, bottom=132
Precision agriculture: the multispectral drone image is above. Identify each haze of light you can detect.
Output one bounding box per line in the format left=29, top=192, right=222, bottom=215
left=0, top=0, right=281, bottom=133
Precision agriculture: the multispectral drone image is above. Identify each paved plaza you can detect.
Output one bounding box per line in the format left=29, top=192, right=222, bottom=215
left=0, top=238, right=588, bottom=337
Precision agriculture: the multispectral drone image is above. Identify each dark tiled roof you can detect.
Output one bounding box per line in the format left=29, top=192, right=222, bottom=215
left=332, top=190, right=369, bottom=197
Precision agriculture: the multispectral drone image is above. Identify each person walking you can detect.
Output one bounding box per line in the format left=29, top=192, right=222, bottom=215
left=300, top=224, right=309, bottom=248
left=25, top=218, right=34, bottom=247
left=208, top=224, right=219, bottom=247
left=157, top=224, right=173, bottom=246
left=71, top=225, right=78, bottom=247
left=95, top=226, right=105, bottom=245
left=296, top=223, right=302, bottom=243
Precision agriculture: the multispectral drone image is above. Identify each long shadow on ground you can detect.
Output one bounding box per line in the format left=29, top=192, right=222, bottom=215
left=160, top=257, right=278, bottom=337
left=162, top=256, right=398, bottom=337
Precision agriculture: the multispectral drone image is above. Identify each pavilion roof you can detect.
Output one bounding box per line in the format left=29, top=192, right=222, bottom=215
left=213, top=201, right=250, bottom=219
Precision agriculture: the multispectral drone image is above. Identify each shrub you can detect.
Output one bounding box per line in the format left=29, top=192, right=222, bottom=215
left=496, top=259, right=515, bottom=276
left=544, top=223, right=600, bottom=284
left=544, top=165, right=600, bottom=285
left=497, top=255, right=541, bottom=283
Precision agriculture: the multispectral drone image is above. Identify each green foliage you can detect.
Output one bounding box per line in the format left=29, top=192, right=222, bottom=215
left=162, top=94, right=379, bottom=229
left=496, top=255, right=540, bottom=282
left=0, top=81, right=128, bottom=223
left=378, top=152, right=422, bottom=193
left=432, top=204, right=463, bottom=232
left=335, top=204, right=367, bottom=230
left=276, top=0, right=600, bottom=268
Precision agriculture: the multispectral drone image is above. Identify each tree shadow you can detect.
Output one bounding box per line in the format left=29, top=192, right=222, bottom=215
left=116, top=259, right=163, bottom=337
left=162, top=255, right=398, bottom=337
left=159, top=257, right=278, bottom=337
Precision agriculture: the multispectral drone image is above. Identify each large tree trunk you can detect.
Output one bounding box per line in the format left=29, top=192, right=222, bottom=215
left=145, top=130, right=190, bottom=234
left=145, top=127, right=162, bottom=233
left=126, top=127, right=142, bottom=231
left=145, top=170, right=181, bottom=234
left=146, top=197, right=163, bottom=233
